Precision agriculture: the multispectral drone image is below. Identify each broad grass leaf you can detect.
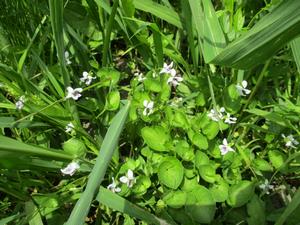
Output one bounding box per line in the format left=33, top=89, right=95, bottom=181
left=158, top=157, right=184, bottom=189
left=185, top=185, right=216, bottom=224
left=227, top=180, right=255, bottom=208
left=141, top=126, right=170, bottom=151
left=163, top=190, right=187, bottom=208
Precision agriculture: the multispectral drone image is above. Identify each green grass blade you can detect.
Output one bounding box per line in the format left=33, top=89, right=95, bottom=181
left=96, top=186, right=169, bottom=225
left=291, top=37, right=300, bottom=73
left=0, top=214, right=20, bottom=225
left=209, top=0, right=300, bottom=69
left=133, top=0, right=182, bottom=29
left=0, top=135, right=73, bottom=161
left=65, top=101, right=130, bottom=225
left=275, top=188, right=300, bottom=225
left=25, top=200, right=44, bottom=225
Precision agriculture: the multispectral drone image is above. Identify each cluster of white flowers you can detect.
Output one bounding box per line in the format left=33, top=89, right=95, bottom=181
left=208, top=107, right=237, bottom=125
left=64, top=51, right=72, bottom=65
left=80, top=71, right=96, bottom=86
left=65, top=122, right=74, bottom=133
left=134, top=72, right=146, bottom=82
left=107, top=169, right=136, bottom=193
left=282, top=134, right=299, bottom=148
left=160, top=62, right=183, bottom=87
left=219, top=138, right=235, bottom=155
left=236, top=80, right=251, bottom=96
left=16, top=96, right=25, bottom=110
left=259, top=179, right=274, bottom=194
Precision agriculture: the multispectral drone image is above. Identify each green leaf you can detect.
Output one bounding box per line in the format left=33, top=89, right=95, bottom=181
left=163, top=190, right=187, bottom=208
left=141, top=126, right=170, bottom=151
left=106, top=90, right=120, bottom=111
left=185, top=185, right=216, bottom=224
left=158, top=157, right=184, bottom=189
left=174, top=140, right=194, bottom=161
left=144, top=77, right=162, bottom=92
left=63, top=138, right=87, bottom=157
left=268, top=150, right=287, bottom=169
left=132, top=176, right=151, bottom=196
left=65, top=101, right=130, bottom=225
left=291, top=37, right=300, bottom=73
left=198, top=164, right=216, bottom=183
left=97, top=67, right=120, bottom=86
left=247, top=195, right=266, bottom=225
left=227, top=180, right=255, bottom=208
left=187, top=130, right=208, bottom=150
left=194, top=151, right=210, bottom=169
left=253, top=159, right=273, bottom=172
left=210, top=179, right=229, bottom=202
left=223, top=84, right=241, bottom=113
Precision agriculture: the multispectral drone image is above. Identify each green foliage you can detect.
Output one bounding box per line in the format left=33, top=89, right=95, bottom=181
left=1, top=0, right=300, bottom=224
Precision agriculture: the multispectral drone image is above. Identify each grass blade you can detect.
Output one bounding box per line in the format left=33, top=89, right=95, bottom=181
left=275, top=188, right=300, bottom=225
left=291, top=37, right=300, bottom=73
left=96, top=186, right=169, bottom=225
left=0, top=135, right=73, bottom=161
left=65, top=101, right=130, bottom=225
left=133, top=0, right=182, bottom=29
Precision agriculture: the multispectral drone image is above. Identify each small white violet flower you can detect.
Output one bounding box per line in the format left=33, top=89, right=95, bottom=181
left=282, top=134, right=299, bottom=148
left=16, top=96, right=25, bottom=110
left=134, top=72, right=146, bottom=82
left=167, top=73, right=183, bottom=87
left=219, top=138, right=235, bottom=155
left=259, top=179, right=274, bottom=194
left=61, top=162, right=80, bottom=176
left=143, top=100, right=154, bottom=116
left=64, top=51, right=72, bottom=65
left=65, top=122, right=74, bottom=133
left=120, top=169, right=136, bottom=188
left=224, top=113, right=237, bottom=124
left=208, top=107, right=225, bottom=122
left=66, top=87, right=83, bottom=100
left=107, top=177, right=121, bottom=193
left=236, top=80, right=251, bottom=96
left=160, top=62, right=176, bottom=76
left=80, top=71, right=96, bottom=85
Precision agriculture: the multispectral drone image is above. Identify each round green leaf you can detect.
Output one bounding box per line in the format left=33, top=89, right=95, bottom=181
left=144, top=78, right=161, bottom=92
left=158, top=157, right=184, bottom=189
left=187, top=130, right=208, bottom=150
left=96, top=67, right=120, bottom=86
left=195, top=151, right=210, bottom=169
left=63, top=138, right=86, bottom=157
left=210, top=180, right=229, bottom=202
left=253, top=159, right=273, bottom=172
left=132, top=176, right=151, bottom=196
left=141, top=126, right=170, bottom=151
left=268, top=150, right=287, bottom=169
left=163, top=190, right=187, bottom=208
left=185, top=185, right=216, bottom=223
left=227, top=180, right=255, bottom=208
left=174, top=140, right=194, bottom=161
left=106, top=91, right=120, bottom=111
left=198, top=164, right=216, bottom=183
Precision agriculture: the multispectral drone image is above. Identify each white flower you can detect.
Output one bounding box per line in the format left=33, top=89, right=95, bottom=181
left=219, top=138, right=235, bottom=155
left=224, top=113, right=237, bottom=124
left=61, top=162, right=80, bottom=176
left=65, top=87, right=83, bottom=100
left=143, top=100, right=154, bottom=116
left=259, top=179, right=274, bottom=194
left=208, top=107, right=225, bottom=122
left=160, top=62, right=176, bottom=76
left=80, top=71, right=96, bottom=85
left=64, top=51, right=72, bottom=65
left=167, top=73, right=183, bottom=87
left=134, top=72, right=146, bottom=82
left=120, top=169, right=136, bottom=188
left=65, top=122, right=74, bottom=133
left=16, top=96, right=25, bottom=110
left=107, top=177, right=121, bottom=193
left=282, top=134, right=299, bottom=148
left=236, top=80, right=251, bottom=96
